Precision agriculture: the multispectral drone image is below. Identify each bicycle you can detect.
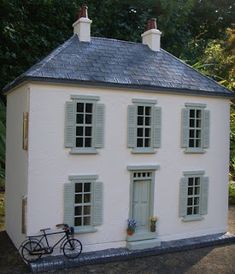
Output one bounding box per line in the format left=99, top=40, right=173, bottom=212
left=20, top=224, right=82, bottom=263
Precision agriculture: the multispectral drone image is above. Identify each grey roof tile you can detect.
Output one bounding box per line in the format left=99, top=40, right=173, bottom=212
left=2, top=35, right=233, bottom=97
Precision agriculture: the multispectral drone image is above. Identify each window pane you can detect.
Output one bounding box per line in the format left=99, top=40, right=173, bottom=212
left=196, top=110, right=201, bottom=118
left=189, top=130, right=194, bottom=138
left=85, top=138, right=92, bottom=147
left=187, top=198, right=192, bottom=205
left=76, top=127, right=83, bottom=136
left=138, top=106, right=144, bottom=115
left=84, top=183, right=91, bottom=192
left=85, top=127, right=92, bottom=136
left=137, top=138, right=143, bottom=147
left=137, top=117, right=143, bottom=125
left=190, top=109, right=195, bottom=118
left=196, top=130, right=201, bottom=138
left=137, top=128, right=143, bottom=137
left=196, top=139, right=201, bottom=147
left=145, top=107, right=151, bottom=115
left=77, top=114, right=83, bottom=124
left=84, top=216, right=91, bottom=225
left=75, top=206, right=82, bottom=216
left=77, top=103, right=84, bottom=112
left=195, top=187, right=200, bottom=195
left=189, top=119, right=195, bottom=127
left=84, top=206, right=91, bottom=215
left=194, top=206, right=199, bottom=214
left=75, top=194, right=82, bottom=204
left=84, top=194, right=91, bottom=203
left=187, top=207, right=192, bottom=215
left=189, top=139, right=194, bottom=148
left=196, top=119, right=201, bottom=128
left=194, top=197, right=200, bottom=205
left=85, top=114, right=92, bottom=124
left=145, top=138, right=150, bottom=147
left=75, top=183, right=82, bottom=193
left=188, top=178, right=194, bottom=186
left=74, top=217, right=82, bottom=226
left=85, top=103, right=93, bottom=113
left=188, top=187, right=193, bottom=195
left=145, top=128, right=150, bottom=137
left=195, top=177, right=200, bottom=185
left=145, top=117, right=151, bottom=125
left=76, top=138, right=83, bottom=147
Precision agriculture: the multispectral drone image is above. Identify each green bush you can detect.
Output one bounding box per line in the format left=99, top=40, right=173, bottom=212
left=229, top=182, right=235, bottom=205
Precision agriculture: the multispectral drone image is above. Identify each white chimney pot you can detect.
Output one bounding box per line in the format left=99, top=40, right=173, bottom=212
left=73, top=17, right=92, bottom=42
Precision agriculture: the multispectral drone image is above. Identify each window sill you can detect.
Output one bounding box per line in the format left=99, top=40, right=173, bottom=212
left=184, top=148, right=206, bottom=154
left=131, top=148, right=156, bottom=154
left=182, top=215, right=204, bottom=222
left=70, top=148, right=98, bottom=155
left=74, top=226, right=97, bottom=234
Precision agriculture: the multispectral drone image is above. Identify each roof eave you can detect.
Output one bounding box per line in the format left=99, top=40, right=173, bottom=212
left=2, top=76, right=234, bottom=98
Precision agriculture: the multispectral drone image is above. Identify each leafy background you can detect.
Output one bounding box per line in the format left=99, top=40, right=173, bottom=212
left=0, top=0, right=234, bottom=185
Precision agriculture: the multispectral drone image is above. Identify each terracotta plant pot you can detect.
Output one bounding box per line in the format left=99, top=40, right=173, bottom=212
left=127, top=229, right=134, bottom=236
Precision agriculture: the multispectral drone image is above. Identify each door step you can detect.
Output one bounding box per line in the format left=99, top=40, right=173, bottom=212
left=126, top=239, right=161, bottom=250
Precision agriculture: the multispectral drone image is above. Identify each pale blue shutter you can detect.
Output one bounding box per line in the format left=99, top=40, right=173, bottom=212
left=179, top=177, right=188, bottom=217
left=64, top=183, right=75, bottom=226
left=65, top=101, right=75, bottom=148
left=92, top=182, right=103, bottom=226
left=181, top=108, right=189, bottom=148
left=200, top=176, right=209, bottom=215
left=152, top=106, right=161, bottom=148
left=202, top=110, right=210, bottom=149
left=127, top=105, right=137, bottom=148
left=94, top=104, right=105, bottom=148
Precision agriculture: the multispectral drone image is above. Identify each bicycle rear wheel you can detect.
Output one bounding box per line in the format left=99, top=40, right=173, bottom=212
left=63, top=238, right=82, bottom=259
left=21, top=240, right=42, bottom=263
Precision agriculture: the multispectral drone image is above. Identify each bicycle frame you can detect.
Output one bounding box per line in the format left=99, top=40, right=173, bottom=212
left=28, top=229, right=71, bottom=254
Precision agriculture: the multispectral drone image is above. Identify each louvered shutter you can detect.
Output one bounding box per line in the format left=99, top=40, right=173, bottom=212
left=152, top=106, right=161, bottom=148
left=181, top=108, right=189, bottom=148
left=127, top=105, right=137, bottom=148
left=202, top=110, right=210, bottom=149
left=200, top=176, right=209, bottom=215
left=64, top=101, right=75, bottom=148
left=179, top=177, right=188, bottom=217
left=92, top=182, right=103, bottom=226
left=64, top=183, right=75, bottom=226
left=94, top=104, right=105, bottom=148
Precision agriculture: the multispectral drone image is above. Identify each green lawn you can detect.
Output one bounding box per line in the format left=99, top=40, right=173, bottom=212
left=0, top=192, right=4, bottom=231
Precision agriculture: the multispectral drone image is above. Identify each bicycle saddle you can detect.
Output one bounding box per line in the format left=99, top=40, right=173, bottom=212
left=40, top=227, right=51, bottom=232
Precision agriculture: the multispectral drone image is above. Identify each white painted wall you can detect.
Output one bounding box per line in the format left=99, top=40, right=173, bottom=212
left=5, top=85, right=29, bottom=247
left=7, top=82, right=230, bottom=251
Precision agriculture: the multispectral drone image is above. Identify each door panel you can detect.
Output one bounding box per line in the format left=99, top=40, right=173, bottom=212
left=132, top=180, right=150, bottom=232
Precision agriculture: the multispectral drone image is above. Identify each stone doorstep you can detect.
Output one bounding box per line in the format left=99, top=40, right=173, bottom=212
left=29, top=232, right=235, bottom=273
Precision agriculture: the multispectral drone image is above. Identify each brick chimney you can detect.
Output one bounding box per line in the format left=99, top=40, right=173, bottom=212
left=73, top=5, right=92, bottom=42
left=141, top=18, right=161, bottom=51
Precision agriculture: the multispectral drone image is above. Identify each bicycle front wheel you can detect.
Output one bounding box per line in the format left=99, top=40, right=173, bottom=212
left=21, top=240, right=42, bottom=263
left=63, top=238, right=82, bottom=259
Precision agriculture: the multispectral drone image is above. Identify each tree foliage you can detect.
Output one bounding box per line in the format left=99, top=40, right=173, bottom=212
left=0, top=0, right=234, bottom=181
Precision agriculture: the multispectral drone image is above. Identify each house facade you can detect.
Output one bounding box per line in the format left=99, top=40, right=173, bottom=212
left=4, top=6, right=232, bottom=252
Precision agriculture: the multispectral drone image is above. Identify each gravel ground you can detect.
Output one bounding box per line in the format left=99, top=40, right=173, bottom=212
left=0, top=205, right=235, bottom=274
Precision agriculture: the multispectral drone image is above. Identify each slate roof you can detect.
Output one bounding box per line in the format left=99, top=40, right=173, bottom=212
left=3, top=35, right=233, bottom=97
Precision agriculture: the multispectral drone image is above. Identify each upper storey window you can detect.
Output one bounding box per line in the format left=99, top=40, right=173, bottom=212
left=181, top=103, right=210, bottom=153
left=65, top=95, right=105, bottom=154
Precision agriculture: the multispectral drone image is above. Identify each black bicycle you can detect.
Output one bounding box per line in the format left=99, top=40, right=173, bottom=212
left=20, top=224, right=82, bottom=263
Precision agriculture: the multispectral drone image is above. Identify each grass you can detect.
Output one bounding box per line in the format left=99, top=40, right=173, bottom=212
left=229, top=182, right=235, bottom=205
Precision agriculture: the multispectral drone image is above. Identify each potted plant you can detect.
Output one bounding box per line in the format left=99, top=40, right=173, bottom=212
left=127, top=218, right=137, bottom=236
left=150, top=216, right=158, bottom=232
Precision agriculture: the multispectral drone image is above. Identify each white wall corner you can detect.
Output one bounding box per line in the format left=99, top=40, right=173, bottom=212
left=73, top=17, right=92, bottom=42
left=141, top=29, right=162, bottom=52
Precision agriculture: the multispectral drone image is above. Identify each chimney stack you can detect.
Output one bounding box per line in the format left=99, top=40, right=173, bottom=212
left=141, top=18, right=161, bottom=51
left=73, top=5, right=92, bottom=42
